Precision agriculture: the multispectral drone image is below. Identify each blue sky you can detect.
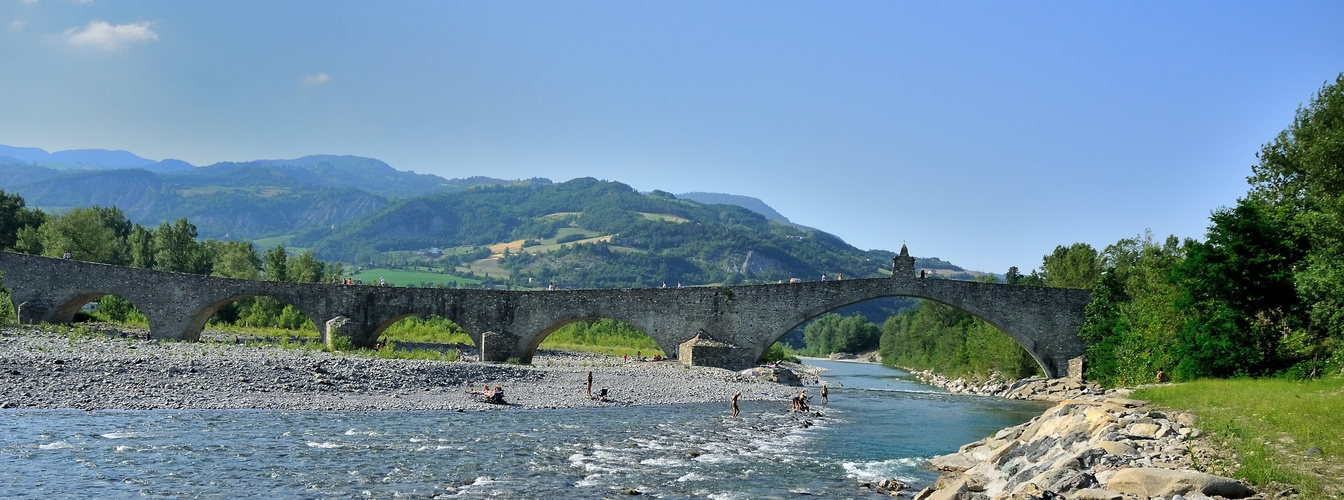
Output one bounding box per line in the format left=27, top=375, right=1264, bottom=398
left=2, top=1, right=1341, bottom=273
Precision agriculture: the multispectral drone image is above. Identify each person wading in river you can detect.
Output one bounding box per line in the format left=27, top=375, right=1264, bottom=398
left=820, top=384, right=828, bottom=404
left=731, top=391, right=741, bottom=418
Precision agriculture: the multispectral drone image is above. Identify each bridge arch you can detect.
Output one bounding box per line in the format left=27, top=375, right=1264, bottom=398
left=49, top=291, right=150, bottom=326
left=523, top=316, right=667, bottom=362
left=185, top=293, right=323, bottom=342
left=767, top=293, right=1048, bottom=376
left=372, top=314, right=479, bottom=347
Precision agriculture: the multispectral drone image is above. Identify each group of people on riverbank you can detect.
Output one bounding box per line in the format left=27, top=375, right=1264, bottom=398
left=467, top=385, right=506, bottom=404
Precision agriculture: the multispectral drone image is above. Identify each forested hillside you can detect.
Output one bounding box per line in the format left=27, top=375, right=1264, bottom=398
left=0, top=154, right=545, bottom=240
left=296, top=177, right=916, bottom=288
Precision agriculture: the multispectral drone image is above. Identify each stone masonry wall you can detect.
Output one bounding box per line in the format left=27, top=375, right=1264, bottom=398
left=0, top=251, right=1091, bottom=374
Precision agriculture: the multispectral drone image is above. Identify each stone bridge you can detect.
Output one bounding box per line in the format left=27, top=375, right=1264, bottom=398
left=0, top=248, right=1092, bottom=377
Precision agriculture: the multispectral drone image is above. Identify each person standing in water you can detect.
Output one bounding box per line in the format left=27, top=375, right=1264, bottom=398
left=820, top=384, right=829, bottom=404
left=731, top=391, right=741, bottom=418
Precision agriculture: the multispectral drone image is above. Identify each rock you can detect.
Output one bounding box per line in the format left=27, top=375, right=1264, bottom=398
left=1049, top=471, right=1097, bottom=492
left=1070, top=488, right=1124, bottom=500
left=912, top=487, right=936, bottom=500
left=926, top=477, right=972, bottom=500
left=738, top=367, right=801, bottom=386
left=928, top=453, right=982, bottom=473
left=1102, top=397, right=1145, bottom=408
left=1127, top=422, right=1161, bottom=439
left=620, top=487, right=642, bottom=495
left=875, top=477, right=907, bottom=492
left=1093, top=441, right=1136, bottom=457
left=1105, top=468, right=1256, bottom=498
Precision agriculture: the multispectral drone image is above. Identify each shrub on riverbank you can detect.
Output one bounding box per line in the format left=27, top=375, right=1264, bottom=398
left=1135, top=377, right=1344, bottom=499
left=538, top=318, right=663, bottom=358
left=380, top=315, right=472, bottom=344
left=758, top=342, right=800, bottom=364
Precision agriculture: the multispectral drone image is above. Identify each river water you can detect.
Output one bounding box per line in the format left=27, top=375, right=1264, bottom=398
left=0, top=360, right=1046, bottom=498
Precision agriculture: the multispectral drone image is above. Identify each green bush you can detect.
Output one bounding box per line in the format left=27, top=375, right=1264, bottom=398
left=758, top=342, right=800, bottom=364
left=329, top=336, right=357, bottom=352
left=380, top=315, right=472, bottom=344
left=0, top=271, right=13, bottom=323
left=538, top=318, right=663, bottom=357
left=93, top=295, right=147, bottom=325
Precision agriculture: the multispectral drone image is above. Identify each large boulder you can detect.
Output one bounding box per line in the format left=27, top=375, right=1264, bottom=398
left=738, top=366, right=801, bottom=386
left=1105, top=468, right=1255, bottom=498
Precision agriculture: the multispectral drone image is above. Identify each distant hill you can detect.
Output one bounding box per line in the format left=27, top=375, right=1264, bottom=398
left=0, top=142, right=985, bottom=288
left=296, top=177, right=901, bottom=288
left=0, top=148, right=548, bottom=239
left=677, top=192, right=790, bottom=223
left=0, top=143, right=185, bottom=172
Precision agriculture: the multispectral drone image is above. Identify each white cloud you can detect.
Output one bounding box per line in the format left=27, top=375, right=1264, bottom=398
left=64, top=20, right=158, bottom=50
left=303, top=73, right=331, bottom=85
left=10, top=20, right=26, bottom=30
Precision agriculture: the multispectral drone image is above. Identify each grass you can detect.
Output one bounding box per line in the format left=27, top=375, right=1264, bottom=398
left=379, top=316, right=473, bottom=344
left=209, top=323, right=321, bottom=338
left=252, top=234, right=295, bottom=249
left=536, top=318, right=665, bottom=358
left=637, top=212, right=689, bottom=223
left=461, top=258, right=508, bottom=279
left=536, top=342, right=665, bottom=358
left=1134, top=377, right=1344, bottom=499
left=369, top=340, right=461, bottom=361
left=348, top=268, right=484, bottom=287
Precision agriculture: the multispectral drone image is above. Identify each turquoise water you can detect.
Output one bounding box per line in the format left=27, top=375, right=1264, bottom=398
left=0, top=361, right=1046, bottom=498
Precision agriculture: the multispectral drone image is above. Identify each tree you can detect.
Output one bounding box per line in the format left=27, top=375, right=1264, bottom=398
left=38, top=207, right=122, bottom=264
left=1245, top=74, right=1344, bottom=366
left=288, top=250, right=326, bottom=283
left=154, top=219, right=206, bottom=274
left=1172, top=199, right=1306, bottom=378
left=0, top=190, right=44, bottom=251
left=1040, top=243, right=1102, bottom=289
left=211, top=241, right=262, bottom=280
left=264, top=245, right=288, bottom=282
left=128, top=225, right=156, bottom=269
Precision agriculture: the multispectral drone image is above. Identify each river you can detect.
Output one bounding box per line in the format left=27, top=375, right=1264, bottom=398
left=0, top=359, right=1047, bottom=498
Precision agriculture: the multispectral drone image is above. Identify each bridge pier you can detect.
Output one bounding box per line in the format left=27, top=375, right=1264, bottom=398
left=15, top=299, right=52, bottom=325
left=325, top=316, right=379, bottom=350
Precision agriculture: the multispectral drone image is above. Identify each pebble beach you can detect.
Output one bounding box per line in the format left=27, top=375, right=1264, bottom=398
left=0, top=324, right=798, bottom=412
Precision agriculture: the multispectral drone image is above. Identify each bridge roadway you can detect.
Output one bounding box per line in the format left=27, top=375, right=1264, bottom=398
left=0, top=248, right=1091, bottom=377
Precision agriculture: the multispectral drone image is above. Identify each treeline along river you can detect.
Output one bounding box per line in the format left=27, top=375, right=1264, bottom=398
left=0, top=360, right=1046, bottom=498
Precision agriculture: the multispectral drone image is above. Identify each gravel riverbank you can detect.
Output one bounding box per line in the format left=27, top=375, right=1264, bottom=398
left=0, top=324, right=797, bottom=411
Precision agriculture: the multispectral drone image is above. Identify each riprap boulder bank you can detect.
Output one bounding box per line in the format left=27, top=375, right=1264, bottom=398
left=905, top=372, right=1261, bottom=499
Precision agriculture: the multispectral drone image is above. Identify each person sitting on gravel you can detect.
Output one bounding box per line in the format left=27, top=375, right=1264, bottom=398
left=592, top=388, right=608, bottom=402
left=486, top=386, right=505, bottom=404
left=466, top=384, right=489, bottom=396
